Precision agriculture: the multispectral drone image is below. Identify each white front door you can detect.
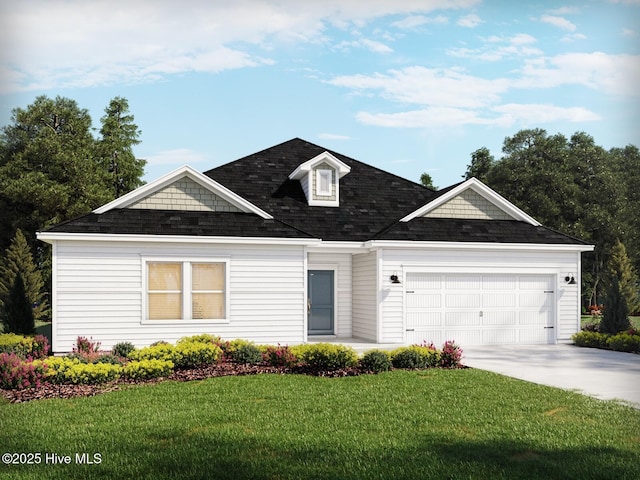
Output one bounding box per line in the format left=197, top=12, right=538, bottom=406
left=405, top=274, right=555, bottom=346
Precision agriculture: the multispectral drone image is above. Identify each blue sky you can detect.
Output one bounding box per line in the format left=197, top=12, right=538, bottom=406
left=1, top=0, right=638, bottom=189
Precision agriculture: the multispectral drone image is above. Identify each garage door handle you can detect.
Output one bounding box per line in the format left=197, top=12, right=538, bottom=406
left=406, top=329, right=415, bottom=332
left=544, top=326, right=554, bottom=329
left=406, top=290, right=414, bottom=293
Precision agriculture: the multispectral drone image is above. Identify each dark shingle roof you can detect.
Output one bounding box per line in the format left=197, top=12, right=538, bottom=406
left=375, top=218, right=591, bottom=245
left=43, top=138, right=588, bottom=246
left=203, top=138, right=437, bottom=241
left=44, top=209, right=314, bottom=238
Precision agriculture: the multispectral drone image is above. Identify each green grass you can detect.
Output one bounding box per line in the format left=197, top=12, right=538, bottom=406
left=1, top=370, right=639, bottom=479
left=581, top=316, right=640, bottom=329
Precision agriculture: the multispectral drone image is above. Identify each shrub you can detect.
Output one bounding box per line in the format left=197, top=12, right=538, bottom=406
left=359, top=350, right=392, bottom=373
left=262, top=344, right=298, bottom=368
left=582, top=322, right=600, bottom=332
left=112, top=342, right=135, bottom=358
left=572, top=331, right=609, bottom=349
left=177, top=334, right=221, bottom=345
left=0, top=333, right=49, bottom=359
left=607, top=333, right=640, bottom=353
left=228, top=342, right=263, bottom=365
left=128, top=343, right=177, bottom=363
left=391, top=344, right=440, bottom=369
left=173, top=341, right=222, bottom=368
left=1, top=272, right=35, bottom=335
left=296, top=343, right=358, bottom=370
left=0, top=353, right=47, bottom=389
left=94, top=354, right=125, bottom=366
left=600, top=277, right=631, bottom=334
left=123, top=359, right=174, bottom=380
left=39, top=356, right=121, bottom=385
left=440, top=341, right=463, bottom=368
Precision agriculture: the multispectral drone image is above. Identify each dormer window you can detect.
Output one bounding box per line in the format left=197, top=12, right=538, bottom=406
left=316, top=169, right=333, bottom=196
left=288, top=151, right=351, bottom=207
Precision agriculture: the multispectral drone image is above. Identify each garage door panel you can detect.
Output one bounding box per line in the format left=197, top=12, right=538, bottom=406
left=445, top=311, right=481, bottom=326
left=483, top=311, right=517, bottom=325
left=483, top=293, right=516, bottom=308
left=446, top=294, right=480, bottom=308
left=407, top=312, right=441, bottom=327
left=483, top=329, right=517, bottom=344
left=483, top=276, right=517, bottom=289
left=406, top=294, right=441, bottom=309
left=405, top=273, right=555, bottom=346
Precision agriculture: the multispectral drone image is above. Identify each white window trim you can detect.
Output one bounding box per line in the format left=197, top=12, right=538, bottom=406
left=316, top=169, right=333, bottom=197
left=141, top=256, right=230, bottom=325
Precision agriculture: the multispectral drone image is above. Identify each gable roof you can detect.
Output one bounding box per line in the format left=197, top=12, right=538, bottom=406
left=94, top=165, right=273, bottom=219
left=288, top=150, right=351, bottom=181
left=400, top=178, right=541, bottom=225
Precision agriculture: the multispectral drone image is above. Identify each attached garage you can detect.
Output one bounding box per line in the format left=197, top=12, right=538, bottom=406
left=404, top=273, right=556, bottom=346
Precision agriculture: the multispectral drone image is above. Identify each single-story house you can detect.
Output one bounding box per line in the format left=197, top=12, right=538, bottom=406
left=38, top=138, right=594, bottom=353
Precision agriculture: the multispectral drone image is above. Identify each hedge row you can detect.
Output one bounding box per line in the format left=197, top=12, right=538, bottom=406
left=0, top=334, right=463, bottom=390
left=572, top=330, right=640, bottom=353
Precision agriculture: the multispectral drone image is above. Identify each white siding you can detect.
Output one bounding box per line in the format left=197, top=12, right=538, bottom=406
left=307, top=252, right=352, bottom=338
left=378, top=248, right=582, bottom=345
left=352, top=251, right=377, bottom=341
left=52, top=241, right=306, bottom=353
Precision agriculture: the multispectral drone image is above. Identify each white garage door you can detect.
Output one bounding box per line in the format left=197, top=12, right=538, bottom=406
left=405, top=274, right=555, bottom=346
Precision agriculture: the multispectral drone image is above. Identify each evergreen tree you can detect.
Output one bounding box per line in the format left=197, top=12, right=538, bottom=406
left=0, top=229, right=48, bottom=321
left=96, top=97, right=146, bottom=198
left=419, top=172, right=437, bottom=190
left=607, top=239, right=640, bottom=315
left=2, top=273, right=35, bottom=335
left=600, top=276, right=631, bottom=334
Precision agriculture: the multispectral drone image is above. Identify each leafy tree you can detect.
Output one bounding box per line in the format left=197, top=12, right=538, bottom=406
left=0, top=229, right=48, bottom=321
left=2, top=273, right=35, bottom=335
left=0, top=96, right=112, bottom=253
left=419, top=172, right=437, bottom=190
left=463, top=147, right=495, bottom=182
left=607, top=239, right=640, bottom=315
left=600, top=277, right=631, bottom=334
left=96, top=97, right=146, bottom=198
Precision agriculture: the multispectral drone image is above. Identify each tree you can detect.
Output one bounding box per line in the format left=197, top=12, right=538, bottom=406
left=600, top=277, right=631, bottom=334
left=2, top=273, right=35, bottom=335
left=0, top=96, right=112, bottom=254
left=96, top=97, right=146, bottom=198
left=607, top=239, right=640, bottom=315
left=419, top=172, right=437, bottom=190
left=0, top=229, right=48, bottom=321
left=464, top=147, right=494, bottom=182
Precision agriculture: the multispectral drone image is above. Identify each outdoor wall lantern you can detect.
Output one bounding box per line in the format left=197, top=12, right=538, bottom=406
left=390, top=273, right=401, bottom=284
left=564, top=274, right=577, bottom=285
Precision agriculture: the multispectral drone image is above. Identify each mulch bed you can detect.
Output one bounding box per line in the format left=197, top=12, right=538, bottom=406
left=0, top=362, right=364, bottom=404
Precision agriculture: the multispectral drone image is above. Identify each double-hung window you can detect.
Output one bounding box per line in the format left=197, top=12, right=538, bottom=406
left=146, top=259, right=228, bottom=322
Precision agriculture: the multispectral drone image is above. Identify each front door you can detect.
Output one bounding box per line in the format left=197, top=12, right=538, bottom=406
left=308, top=270, right=334, bottom=335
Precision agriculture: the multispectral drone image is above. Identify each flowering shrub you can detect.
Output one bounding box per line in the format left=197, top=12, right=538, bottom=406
left=123, top=359, right=174, bottom=380
left=587, top=304, right=604, bottom=316
left=439, top=341, right=463, bottom=368
left=0, top=334, right=49, bottom=360
left=71, top=336, right=103, bottom=363
left=262, top=344, right=298, bottom=368
left=0, top=353, right=47, bottom=389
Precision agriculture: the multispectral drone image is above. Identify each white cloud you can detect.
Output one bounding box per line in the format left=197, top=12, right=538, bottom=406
left=145, top=149, right=208, bottom=166
left=329, top=66, right=509, bottom=108
left=336, top=38, right=393, bottom=54
left=539, top=14, right=577, bottom=32
left=490, top=104, right=600, bottom=127
left=457, top=13, right=482, bottom=28
left=0, top=0, right=481, bottom=92
left=447, top=34, right=541, bottom=62
left=622, top=28, right=638, bottom=37
left=391, top=14, right=448, bottom=29
left=518, top=52, right=640, bottom=96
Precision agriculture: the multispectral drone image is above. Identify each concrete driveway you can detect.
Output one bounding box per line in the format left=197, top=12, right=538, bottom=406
left=462, top=344, right=640, bottom=408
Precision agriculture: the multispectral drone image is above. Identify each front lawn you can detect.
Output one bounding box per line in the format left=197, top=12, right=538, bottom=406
left=1, top=370, right=639, bottom=479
